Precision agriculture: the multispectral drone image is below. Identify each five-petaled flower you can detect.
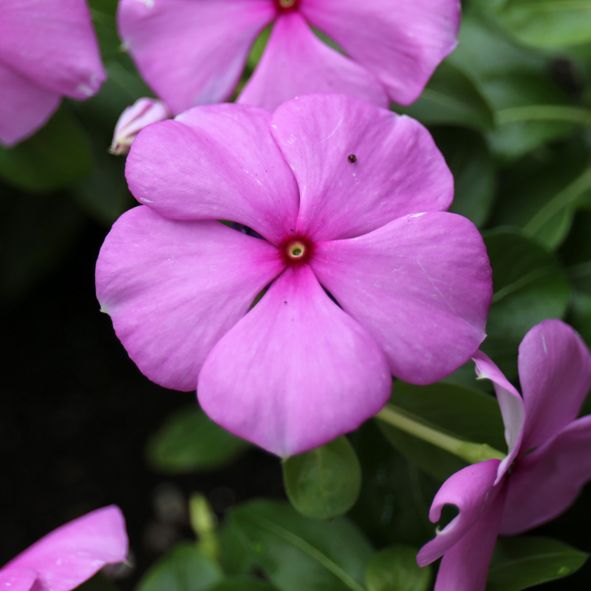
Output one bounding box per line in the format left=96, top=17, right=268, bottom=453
left=0, top=506, right=128, bottom=591
left=418, top=319, right=591, bottom=591
left=0, top=0, right=105, bottom=147
left=117, top=0, right=460, bottom=113
left=96, top=94, right=492, bottom=457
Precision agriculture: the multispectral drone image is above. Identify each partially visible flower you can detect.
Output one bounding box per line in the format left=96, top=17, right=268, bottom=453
left=110, top=97, right=170, bottom=155
left=418, top=320, right=591, bottom=591
left=0, top=0, right=106, bottom=147
left=0, top=506, right=128, bottom=591
left=96, top=94, right=491, bottom=457
left=117, top=0, right=460, bottom=113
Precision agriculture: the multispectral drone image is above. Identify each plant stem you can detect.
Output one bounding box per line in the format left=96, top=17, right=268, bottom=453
left=376, top=405, right=505, bottom=465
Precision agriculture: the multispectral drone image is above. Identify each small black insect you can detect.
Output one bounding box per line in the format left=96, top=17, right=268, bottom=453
left=347, top=153, right=358, bottom=163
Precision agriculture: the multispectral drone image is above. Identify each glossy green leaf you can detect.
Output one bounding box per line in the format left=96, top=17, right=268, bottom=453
left=207, top=578, right=276, bottom=591
left=0, top=108, right=92, bottom=192
left=366, top=545, right=431, bottom=591
left=488, top=536, right=589, bottom=590
left=136, top=543, right=222, bottom=591
left=496, top=0, right=591, bottom=50
left=283, top=437, right=361, bottom=519
left=379, top=382, right=504, bottom=481
left=401, top=61, right=495, bottom=131
left=228, top=500, right=372, bottom=591
left=484, top=229, right=571, bottom=375
left=147, top=407, right=249, bottom=474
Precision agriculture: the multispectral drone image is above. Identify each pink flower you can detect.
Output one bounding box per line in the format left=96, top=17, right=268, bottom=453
left=110, top=97, right=170, bottom=155
left=96, top=94, right=491, bottom=457
left=0, top=506, right=128, bottom=591
left=0, top=0, right=106, bottom=147
left=117, top=0, right=460, bottom=113
left=418, top=320, right=591, bottom=591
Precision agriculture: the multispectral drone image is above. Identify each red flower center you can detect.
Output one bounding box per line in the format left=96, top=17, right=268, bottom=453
left=281, top=236, right=313, bottom=266
left=275, top=0, right=299, bottom=13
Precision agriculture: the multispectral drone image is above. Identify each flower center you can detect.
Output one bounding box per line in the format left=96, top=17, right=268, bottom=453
left=281, top=236, right=313, bottom=265
left=276, top=0, right=299, bottom=12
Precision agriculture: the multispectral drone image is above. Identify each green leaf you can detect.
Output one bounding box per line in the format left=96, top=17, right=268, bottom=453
left=433, top=128, right=496, bottom=227
left=496, top=0, right=591, bottom=50
left=379, top=383, right=504, bottom=481
left=77, top=576, right=119, bottom=591
left=207, top=578, right=277, bottom=591
left=146, top=407, right=248, bottom=474
left=228, top=500, right=372, bottom=591
left=366, top=546, right=431, bottom=591
left=488, top=536, right=589, bottom=590
left=401, top=61, right=495, bottom=131
left=0, top=108, right=92, bottom=192
left=484, top=229, right=571, bottom=375
left=136, top=543, right=222, bottom=591
left=283, top=437, right=361, bottom=519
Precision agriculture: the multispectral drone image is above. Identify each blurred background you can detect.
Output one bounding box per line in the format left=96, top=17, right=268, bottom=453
left=1, top=0, right=591, bottom=589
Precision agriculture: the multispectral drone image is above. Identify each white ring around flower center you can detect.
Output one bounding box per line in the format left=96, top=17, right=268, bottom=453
left=287, top=241, right=306, bottom=259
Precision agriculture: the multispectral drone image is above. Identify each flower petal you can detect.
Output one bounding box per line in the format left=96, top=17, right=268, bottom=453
left=118, top=0, right=274, bottom=114
left=96, top=206, right=283, bottom=392
left=0, top=0, right=105, bottom=99
left=501, top=416, right=591, bottom=535
left=270, top=94, right=453, bottom=241
left=300, top=0, right=461, bottom=105
left=0, top=62, right=59, bottom=147
left=4, top=506, right=128, bottom=591
left=198, top=265, right=391, bottom=457
left=238, top=13, right=388, bottom=111
left=417, top=460, right=500, bottom=567
left=0, top=569, right=37, bottom=591
left=473, top=351, right=525, bottom=481
left=312, top=212, right=491, bottom=384
left=433, top=489, right=505, bottom=591
left=519, top=319, right=591, bottom=449
left=125, top=104, right=299, bottom=244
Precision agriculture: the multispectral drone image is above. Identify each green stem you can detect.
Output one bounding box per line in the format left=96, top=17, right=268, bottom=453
left=496, top=105, right=591, bottom=127
left=376, top=405, right=505, bottom=465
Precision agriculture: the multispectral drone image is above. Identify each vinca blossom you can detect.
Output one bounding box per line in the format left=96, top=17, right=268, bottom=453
left=96, top=94, right=492, bottom=456
left=0, top=506, right=128, bottom=591
left=418, top=320, right=591, bottom=591
left=0, top=0, right=105, bottom=147
left=117, top=0, right=461, bottom=113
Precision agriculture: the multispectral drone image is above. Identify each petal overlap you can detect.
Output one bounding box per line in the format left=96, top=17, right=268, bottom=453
left=270, top=95, right=453, bottom=241
left=312, top=212, right=491, bottom=384
left=96, top=206, right=283, bottom=392
left=198, top=266, right=391, bottom=456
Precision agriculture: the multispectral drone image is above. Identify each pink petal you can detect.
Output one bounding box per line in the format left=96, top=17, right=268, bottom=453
left=300, top=0, right=461, bottom=106
left=0, top=569, right=37, bottom=591
left=198, top=266, right=391, bottom=457
left=519, top=320, right=591, bottom=449
left=270, top=94, right=453, bottom=241
left=0, top=0, right=105, bottom=100
left=96, top=206, right=283, bottom=392
left=417, top=460, right=500, bottom=567
left=473, top=351, right=525, bottom=482
left=433, top=489, right=505, bottom=591
left=312, top=213, right=492, bottom=384
left=125, top=104, right=299, bottom=244
left=0, top=62, right=60, bottom=147
left=118, top=0, right=274, bottom=114
left=501, top=416, right=591, bottom=535
left=4, top=506, right=128, bottom=591
left=238, top=13, right=388, bottom=111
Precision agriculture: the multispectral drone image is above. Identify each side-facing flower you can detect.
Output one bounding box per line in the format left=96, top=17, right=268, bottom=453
left=0, top=0, right=106, bottom=147
left=117, top=0, right=460, bottom=113
left=418, top=319, right=591, bottom=591
left=110, top=97, right=170, bottom=155
left=96, top=94, right=492, bottom=457
left=0, top=506, right=128, bottom=591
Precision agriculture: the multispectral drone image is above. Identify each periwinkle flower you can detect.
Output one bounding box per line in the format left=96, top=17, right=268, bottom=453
left=418, top=320, right=591, bottom=591
left=96, top=94, right=492, bottom=456
left=117, top=0, right=460, bottom=113
left=0, top=0, right=105, bottom=147
left=0, top=506, right=128, bottom=591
